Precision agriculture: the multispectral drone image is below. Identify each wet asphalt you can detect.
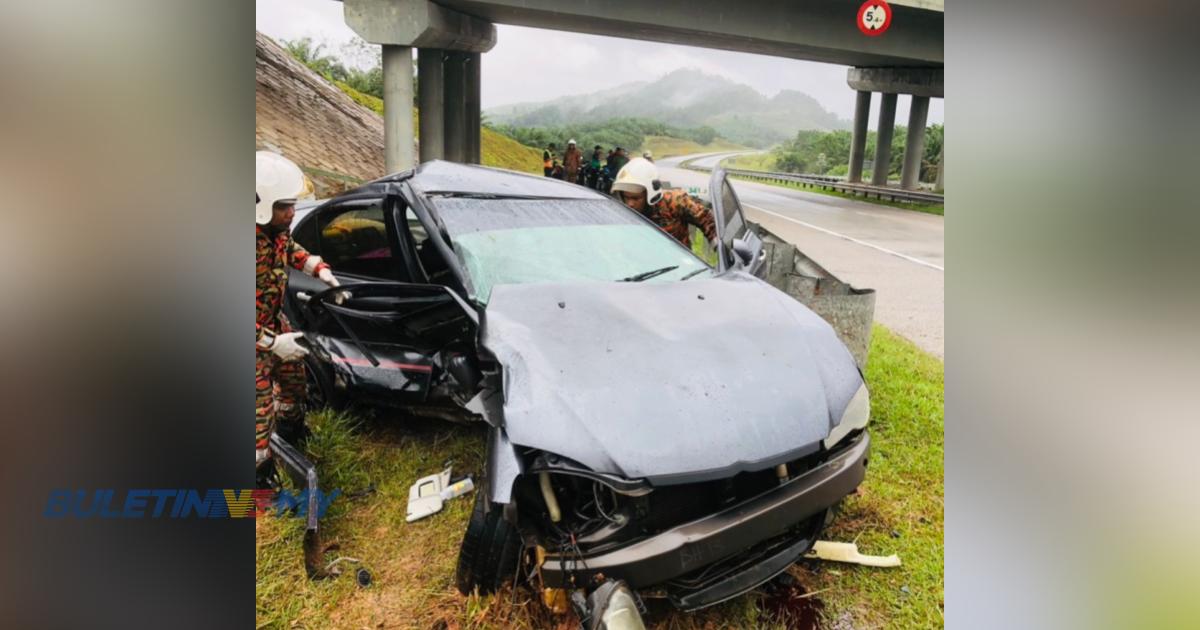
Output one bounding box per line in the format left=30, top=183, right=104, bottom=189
left=658, top=152, right=945, bottom=358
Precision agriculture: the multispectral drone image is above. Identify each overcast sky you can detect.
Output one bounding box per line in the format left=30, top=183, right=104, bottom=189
left=256, top=0, right=943, bottom=129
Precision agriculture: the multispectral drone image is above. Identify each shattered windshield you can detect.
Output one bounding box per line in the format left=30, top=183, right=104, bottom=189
left=430, top=197, right=711, bottom=303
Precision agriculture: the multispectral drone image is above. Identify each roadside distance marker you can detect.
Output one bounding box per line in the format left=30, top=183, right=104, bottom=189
left=858, top=0, right=892, bottom=37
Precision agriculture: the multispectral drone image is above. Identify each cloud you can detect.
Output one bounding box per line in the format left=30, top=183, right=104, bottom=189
left=256, top=1, right=944, bottom=126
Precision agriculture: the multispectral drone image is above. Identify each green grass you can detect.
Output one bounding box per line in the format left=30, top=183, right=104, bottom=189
left=642, top=135, right=747, bottom=159
left=727, top=173, right=945, bottom=216
left=480, top=127, right=543, bottom=175
left=798, top=324, right=945, bottom=628
left=256, top=324, right=943, bottom=629
left=330, top=81, right=542, bottom=175
left=723, top=152, right=777, bottom=171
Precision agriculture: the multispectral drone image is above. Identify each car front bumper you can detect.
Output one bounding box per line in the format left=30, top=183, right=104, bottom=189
left=539, top=431, right=869, bottom=609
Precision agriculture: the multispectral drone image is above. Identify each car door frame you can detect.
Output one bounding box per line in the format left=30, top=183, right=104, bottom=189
left=708, top=167, right=766, bottom=277
left=284, top=193, right=401, bottom=327
left=284, top=191, right=475, bottom=406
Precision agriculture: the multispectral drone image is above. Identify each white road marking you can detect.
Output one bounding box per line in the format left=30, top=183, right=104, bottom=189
left=743, top=203, right=945, bottom=272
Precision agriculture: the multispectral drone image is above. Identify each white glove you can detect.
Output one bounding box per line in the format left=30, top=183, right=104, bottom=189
left=270, top=332, right=309, bottom=362
left=256, top=447, right=270, bottom=467
left=317, top=268, right=351, bottom=305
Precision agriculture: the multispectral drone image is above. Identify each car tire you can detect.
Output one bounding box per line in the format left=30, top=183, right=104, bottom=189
left=455, top=481, right=523, bottom=596
left=303, top=354, right=347, bottom=411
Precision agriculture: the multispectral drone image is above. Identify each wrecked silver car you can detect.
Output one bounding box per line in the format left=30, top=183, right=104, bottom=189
left=282, top=161, right=870, bottom=610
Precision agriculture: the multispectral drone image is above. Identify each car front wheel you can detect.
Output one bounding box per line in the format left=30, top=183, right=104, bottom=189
left=303, top=353, right=346, bottom=412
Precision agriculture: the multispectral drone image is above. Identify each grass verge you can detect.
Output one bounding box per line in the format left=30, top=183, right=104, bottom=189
left=331, top=81, right=542, bottom=175
left=726, top=173, right=944, bottom=217
left=642, top=135, right=747, bottom=159
left=256, top=324, right=943, bottom=629
left=723, top=152, right=777, bottom=171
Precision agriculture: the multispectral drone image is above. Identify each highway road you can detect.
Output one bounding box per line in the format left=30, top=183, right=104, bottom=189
left=659, top=152, right=945, bottom=358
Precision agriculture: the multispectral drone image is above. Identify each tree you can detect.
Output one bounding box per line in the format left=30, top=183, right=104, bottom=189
left=282, top=37, right=349, bottom=84
left=921, top=124, right=943, bottom=182
left=692, top=126, right=717, bottom=145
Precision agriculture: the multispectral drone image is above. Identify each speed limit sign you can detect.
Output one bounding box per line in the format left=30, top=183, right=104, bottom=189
left=858, top=0, right=892, bottom=37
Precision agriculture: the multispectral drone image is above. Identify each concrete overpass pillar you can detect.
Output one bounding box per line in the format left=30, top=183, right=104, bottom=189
left=343, top=0, right=495, bottom=168
left=936, top=142, right=944, bottom=191
left=847, top=90, right=871, bottom=183
left=382, top=44, right=415, bottom=173
left=465, top=52, right=481, bottom=164
left=901, top=95, right=930, bottom=190
left=871, top=93, right=897, bottom=186
left=417, top=48, right=445, bottom=162
left=443, top=51, right=466, bottom=163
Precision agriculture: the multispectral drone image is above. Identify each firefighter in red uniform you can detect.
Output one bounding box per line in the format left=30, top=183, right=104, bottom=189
left=611, top=157, right=717, bottom=247
left=255, top=151, right=343, bottom=482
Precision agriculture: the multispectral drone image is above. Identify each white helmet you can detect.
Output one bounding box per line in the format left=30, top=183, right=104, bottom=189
left=567, top=139, right=576, bottom=146
left=642, top=150, right=653, bottom=160
left=255, top=151, right=312, bottom=225
left=612, top=157, right=663, bottom=205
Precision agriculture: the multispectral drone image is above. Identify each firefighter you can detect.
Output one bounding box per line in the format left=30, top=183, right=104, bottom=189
left=612, top=157, right=717, bottom=248
left=562, top=139, right=582, bottom=184
left=255, top=151, right=343, bottom=482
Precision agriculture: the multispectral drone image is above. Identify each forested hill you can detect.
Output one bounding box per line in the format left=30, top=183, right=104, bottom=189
left=485, top=68, right=848, bottom=147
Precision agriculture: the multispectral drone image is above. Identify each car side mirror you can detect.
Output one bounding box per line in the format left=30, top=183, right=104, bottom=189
left=732, top=237, right=755, bottom=266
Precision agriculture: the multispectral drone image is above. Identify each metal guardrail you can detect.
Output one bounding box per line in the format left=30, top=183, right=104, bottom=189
left=681, top=158, right=944, bottom=205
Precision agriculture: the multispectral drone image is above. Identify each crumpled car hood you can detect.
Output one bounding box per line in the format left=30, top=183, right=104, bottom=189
left=480, top=273, right=864, bottom=485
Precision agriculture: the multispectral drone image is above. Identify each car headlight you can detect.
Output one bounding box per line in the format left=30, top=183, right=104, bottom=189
left=586, top=580, right=646, bottom=630
left=823, top=382, right=870, bottom=449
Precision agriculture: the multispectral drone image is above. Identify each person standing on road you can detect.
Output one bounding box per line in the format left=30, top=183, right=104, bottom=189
left=543, top=143, right=557, bottom=177
left=587, top=145, right=604, bottom=189
left=612, top=157, right=717, bottom=248
left=562, top=139, right=582, bottom=184
left=255, top=151, right=344, bottom=483
left=607, top=147, right=630, bottom=178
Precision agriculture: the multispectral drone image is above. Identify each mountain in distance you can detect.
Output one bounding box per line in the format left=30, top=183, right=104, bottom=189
left=485, top=68, right=849, bottom=147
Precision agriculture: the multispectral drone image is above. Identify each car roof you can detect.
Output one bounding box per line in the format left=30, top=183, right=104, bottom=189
left=293, top=161, right=615, bottom=233
left=410, top=160, right=604, bottom=199
left=351, top=160, right=608, bottom=201
left=293, top=199, right=321, bottom=226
